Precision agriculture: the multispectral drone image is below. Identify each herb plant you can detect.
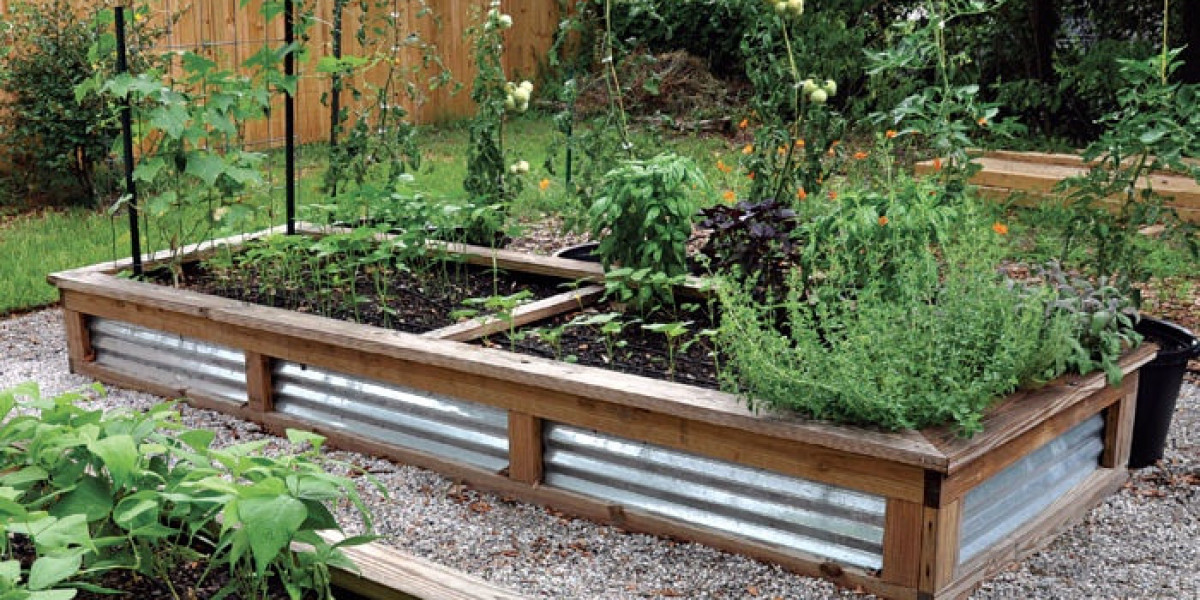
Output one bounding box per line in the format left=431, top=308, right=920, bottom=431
left=588, top=152, right=709, bottom=307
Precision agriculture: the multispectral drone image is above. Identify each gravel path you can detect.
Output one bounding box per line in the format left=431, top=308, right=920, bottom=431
left=2, top=308, right=1197, bottom=599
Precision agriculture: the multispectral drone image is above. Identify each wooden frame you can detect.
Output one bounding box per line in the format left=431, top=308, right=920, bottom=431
left=47, top=229, right=1158, bottom=600
left=914, top=150, right=1200, bottom=223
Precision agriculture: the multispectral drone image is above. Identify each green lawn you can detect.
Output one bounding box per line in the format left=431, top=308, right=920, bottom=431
left=0, top=115, right=743, bottom=316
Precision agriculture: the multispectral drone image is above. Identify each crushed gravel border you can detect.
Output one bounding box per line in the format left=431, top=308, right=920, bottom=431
left=3, top=308, right=1197, bottom=599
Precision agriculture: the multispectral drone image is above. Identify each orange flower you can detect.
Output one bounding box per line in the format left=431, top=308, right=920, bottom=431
left=853, top=151, right=869, bottom=160
left=794, top=138, right=806, bottom=148
left=722, top=190, right=736, bottom=203
left=747, top=171, right=756, bottom=180
left=885, top=130, right=897, bottom=139
left=716, top=159, right=732, bottom=173
left=828, top=190, right=838, bottom=200
left=977, top=117, right=988, bottom=126
left=878, top=215, right=889, bottom=226
left=539, top=178, right=550, bottom=191
left=742, top=144, right=754, bottom=155
left=797, top=187, right=807, bottom=200
left=738, top=118, right=749, bottom=129
left=932, top=157, right=942, bottom=171
left=992, top=222, right=1009, bottom=235
left=777, top=146, right=788, bottom=156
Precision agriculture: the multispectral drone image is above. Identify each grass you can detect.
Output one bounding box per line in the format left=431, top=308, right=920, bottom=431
left=0, top=114, right=744, bottom=316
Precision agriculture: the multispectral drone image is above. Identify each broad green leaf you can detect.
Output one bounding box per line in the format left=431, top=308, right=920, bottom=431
left=148, top=104, right=189, bottom=139
left=87, top=435, right=137, bottom=490
left=238, top=494, right=307, bottom=577
left=28, top=590, right=77, bottom=600
left=0, top=560, right=18, bottom=584
left=132, top=157, right=167, bottom=183
left=49, top=476, right=112, bottom=522
left=0, top=466, right=47, bottom=488
left=178, top=429, right=215, bottom=451
left=28, top=554, right=81, bottom=591
left=113, top=496, right=158, bottom=531
left=185, top=153, right=227, bottom=187
left=285, top=429, right=325, bottom=449
left=29, top=515, right=91, bottom=553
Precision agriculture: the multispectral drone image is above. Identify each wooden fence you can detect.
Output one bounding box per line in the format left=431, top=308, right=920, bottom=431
left=0, top=0, right=560, bottom=148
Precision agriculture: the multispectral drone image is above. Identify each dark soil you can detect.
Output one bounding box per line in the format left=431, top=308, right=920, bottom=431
left=483, top=300, right=723, bottom=389
left=156, top=259, right=568, bottom=335
left=8, top=535, right=329, bottom=600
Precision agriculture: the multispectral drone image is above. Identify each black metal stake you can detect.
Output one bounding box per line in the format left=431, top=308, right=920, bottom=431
left=284, top=0, right=296, bottom=235
left=328, top=0, right=345, bottom=198
left=115, top=6, right=142, bottom=276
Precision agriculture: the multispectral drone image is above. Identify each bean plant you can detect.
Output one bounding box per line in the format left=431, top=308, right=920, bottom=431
left=0, top=382, right=379, bottom=599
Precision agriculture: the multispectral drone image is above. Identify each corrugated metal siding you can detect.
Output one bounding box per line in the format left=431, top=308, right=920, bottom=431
left=958, top=413, right=1105, bottom=565
left=542, top=424, right=887, bottom=571
left=89, top=318, right=247, bottom=405
left=272, top=362, right=510, bottom=472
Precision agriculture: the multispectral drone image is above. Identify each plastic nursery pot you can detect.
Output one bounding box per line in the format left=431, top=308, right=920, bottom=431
left=1128, top=316, right=1200, bottom=468
left=553, top=242, right=601, bottom=263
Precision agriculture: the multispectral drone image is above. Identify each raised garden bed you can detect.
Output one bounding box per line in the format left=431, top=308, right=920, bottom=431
left=49, top=226, right=1157, bottom=600
left=915, top=150, right=1200, bottom=223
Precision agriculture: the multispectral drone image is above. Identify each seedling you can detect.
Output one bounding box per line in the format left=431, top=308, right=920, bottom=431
left=642, top=321, right=693, bottom=380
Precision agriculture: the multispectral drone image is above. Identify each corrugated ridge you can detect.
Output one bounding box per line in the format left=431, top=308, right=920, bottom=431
left=958, top=414, right=1105, bottom=564
left=273, top=362, right=509, bottom=472
left=89, top=318, right=247, bottom=404
left=543, top=424, right=886, bottom=571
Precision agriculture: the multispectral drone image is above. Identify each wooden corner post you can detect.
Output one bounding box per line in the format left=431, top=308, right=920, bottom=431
left=917, top=470, right=961, bottom=600
left=1101, top=372, right=1139, bottom=469
left=62, top=309, right=95, bottom=370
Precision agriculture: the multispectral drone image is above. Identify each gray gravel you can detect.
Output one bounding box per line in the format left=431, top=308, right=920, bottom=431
left=2, top=307, right=1197, bottom=599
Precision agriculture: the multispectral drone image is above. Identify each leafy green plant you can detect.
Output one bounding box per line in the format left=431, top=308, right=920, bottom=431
left=1055, top=47, right=1200, bottom=300
left=0, top=382, right=379, bottom=600
left=461, top=4, right=532, bottom=246
left=867, top=0, right=1021, bottom=186
left=0, top=0, right=166, bottom=205
left=455, top=290, right=535, bottom=350
left=641, top=320, right=691, bottom=381
left=570, top=312, right=629, bottom=364
left=1032, top=261, right=1143, bottom=384
left=716, top=238, right=1072, bottom=435
left=588, top=152, right=709, bottom=307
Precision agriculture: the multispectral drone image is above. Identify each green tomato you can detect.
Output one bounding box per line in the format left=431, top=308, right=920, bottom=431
left=823, top=79, right=837, bottom=97
left=801, top=79, right=818, bottom=95
left=809, top=88, right=828, bottom=104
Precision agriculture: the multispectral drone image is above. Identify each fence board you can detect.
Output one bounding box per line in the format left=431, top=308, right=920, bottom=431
left=0, top=0, right=558, bottom=147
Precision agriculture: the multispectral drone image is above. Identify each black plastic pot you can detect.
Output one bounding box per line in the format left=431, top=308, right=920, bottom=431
left=553, top=242, right=601, bottom=263
left=1128, top=316, right=1200, bottom=468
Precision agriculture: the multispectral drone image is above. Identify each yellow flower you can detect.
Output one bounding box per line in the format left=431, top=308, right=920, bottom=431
left=539, top=178, right=550, bottom=191
left=738, top=118, right=749, bottom=129
left=722, top=190, right=736, bottom=203
left=742, top=144, right=754, bottom=155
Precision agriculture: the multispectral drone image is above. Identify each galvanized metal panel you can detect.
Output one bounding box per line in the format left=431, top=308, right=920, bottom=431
left=273, top=362, right=509, bottom=472
left=89, top=318, right=247, bottom=405
left=543, top=424, right=887, bottom=570
left=958, top=413, right=1105, bottom=565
